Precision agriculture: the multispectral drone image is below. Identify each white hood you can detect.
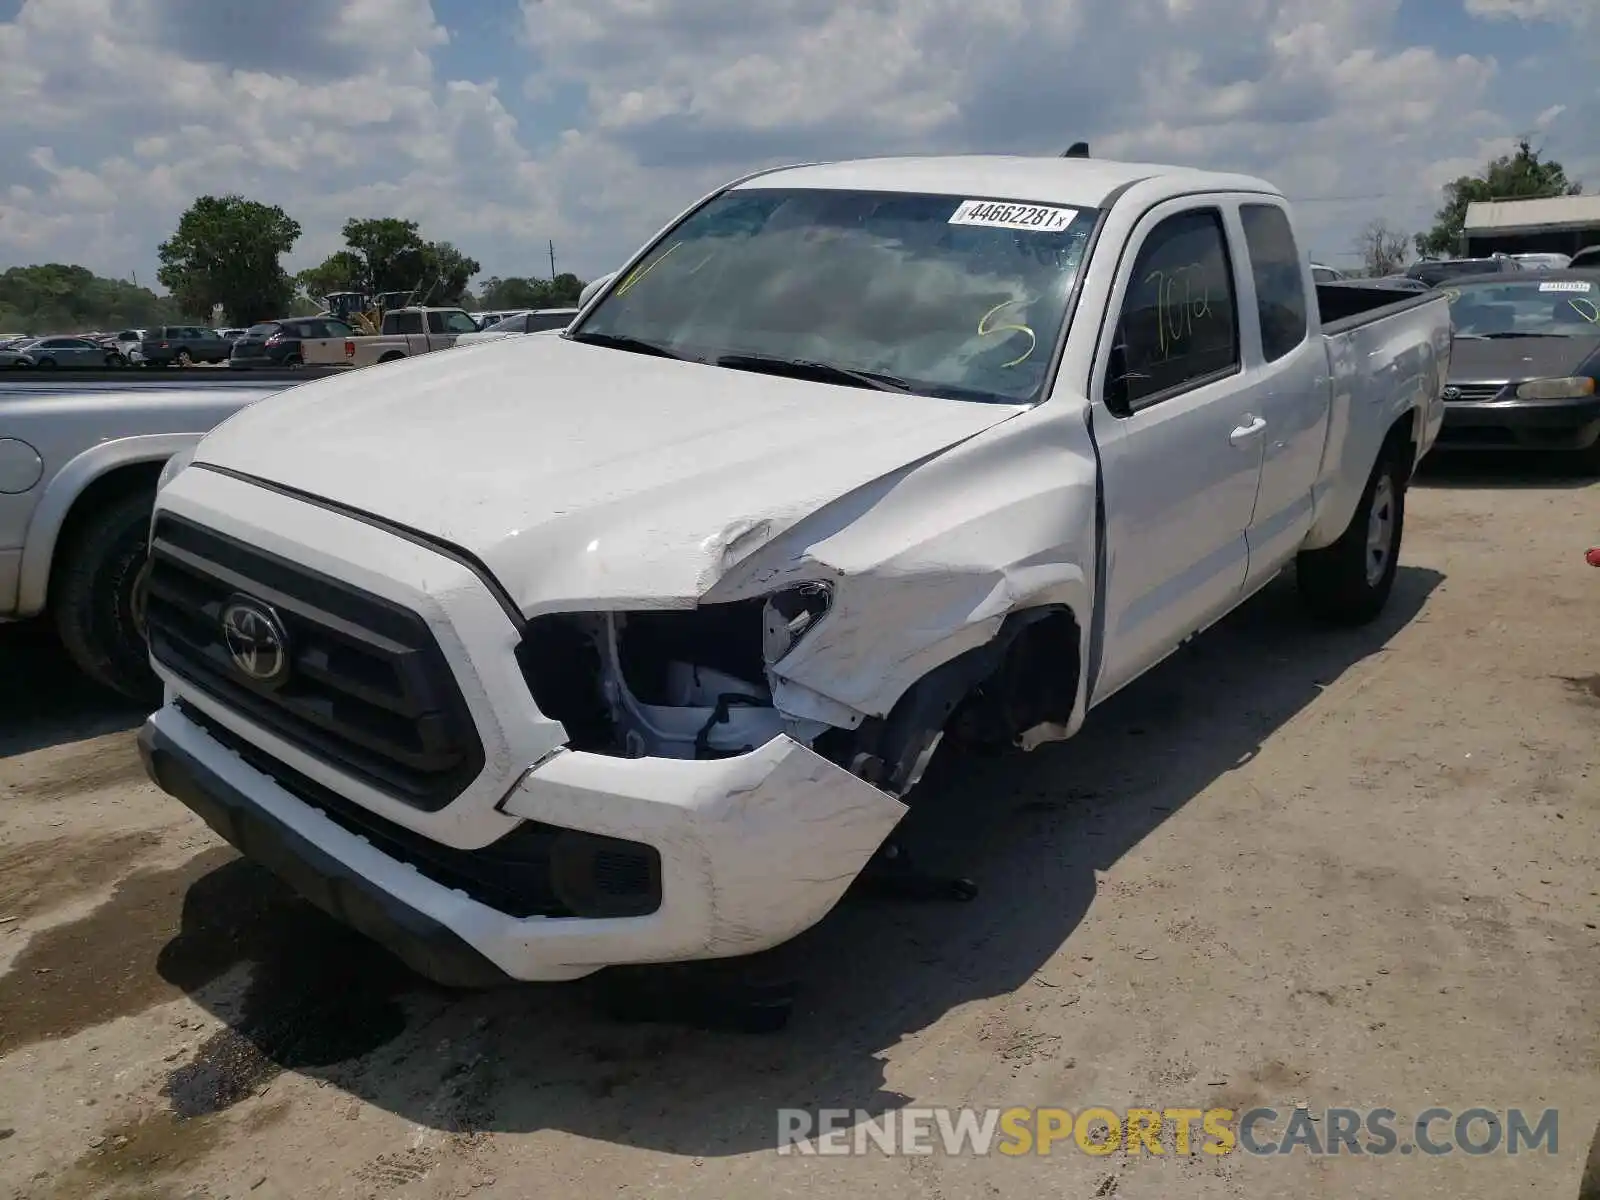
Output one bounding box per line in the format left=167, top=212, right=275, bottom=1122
left=193, top=334, right=1025, bottom=613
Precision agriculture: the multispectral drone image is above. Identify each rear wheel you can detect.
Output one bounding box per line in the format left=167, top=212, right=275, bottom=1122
left=1296, top=447, right=1406, bottom=626
left=35, top=357, right=56, bottom=369
left=175, top=348, right=193, bottom=367
left=51, top=490, right=161, bottom=704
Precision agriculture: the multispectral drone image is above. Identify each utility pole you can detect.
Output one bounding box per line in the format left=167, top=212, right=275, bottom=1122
left=548, top=240, right=556, bottom=280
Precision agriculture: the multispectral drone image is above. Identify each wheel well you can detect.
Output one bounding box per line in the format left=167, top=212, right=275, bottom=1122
left=378, top=351, right=406, bottom=362
left=1384, top=411, right=1419, bottom=483
left=825, top=605, right=1082, bottom=793
left=46, top=462, right=161, bottom=605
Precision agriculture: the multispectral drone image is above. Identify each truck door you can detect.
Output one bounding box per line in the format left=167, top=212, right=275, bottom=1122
left=1088, top=199, right=1268, bottom=703
left=1233, top=201, right=1329, bottom=589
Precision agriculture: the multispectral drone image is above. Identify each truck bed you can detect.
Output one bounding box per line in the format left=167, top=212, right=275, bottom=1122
left=1314, top=282, right=1450, bottom=535
left=1315, top=281, right=1436, bottom=335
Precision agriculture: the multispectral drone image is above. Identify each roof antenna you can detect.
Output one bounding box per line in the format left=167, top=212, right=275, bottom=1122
left=1062, top=142, right=1090, bottom=158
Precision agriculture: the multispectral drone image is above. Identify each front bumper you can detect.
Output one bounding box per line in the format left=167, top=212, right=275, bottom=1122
left=141, top=697, right=906, bottom=986
left=1436, top=393, right=1600, bottom=452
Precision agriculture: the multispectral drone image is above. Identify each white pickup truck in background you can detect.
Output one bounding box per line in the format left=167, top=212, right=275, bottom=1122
left=139, top=154, right=1448, bottom=996
left=301, top=306, right=479, bottom=369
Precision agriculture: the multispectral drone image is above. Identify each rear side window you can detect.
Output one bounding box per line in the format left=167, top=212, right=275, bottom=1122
left=1240, top=204, right=1309, bottom=363
left=246, top=323, right=278, bottom=337
left=1109, top=208, right=1240, bottom=412
left=322, top=320, right=353, bottom=337
left=391, top=311, right=425, bottom=335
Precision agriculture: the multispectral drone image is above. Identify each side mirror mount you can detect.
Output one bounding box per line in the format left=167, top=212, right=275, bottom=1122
left=579, top=272, right=617, bottom=308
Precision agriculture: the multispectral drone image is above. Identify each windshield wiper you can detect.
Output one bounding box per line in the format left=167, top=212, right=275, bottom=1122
left=715, top=353, right=914, bottom=393
left=565, top=330, right=685, bottom=359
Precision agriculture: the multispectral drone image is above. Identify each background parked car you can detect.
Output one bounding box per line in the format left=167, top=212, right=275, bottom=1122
left=453, top=307, right=580, bottom=347
left=7, top=335, right=119, bottom=368
left=106, top=329, right=146, bottom=364
left=1511, top=252, right=1571, bottom=271
left=473, top=309, right=524, bottom=330
left=229, top=316, right=354, bottom=369
left=1570, top=246, right=1600, bottom=270
left=217, top=327, right=249, bottom=341
left=1310, top=262, right=1348, bottom=283
left=138, top=325, right=231, bottom=366
left=1407, top=256, right=1524, bottom=287
left=1434, top=270, right=1600, bottom=467
left=0, top=342, right=39, bottom=367
left=1371, top=275, right=1432, bottom=292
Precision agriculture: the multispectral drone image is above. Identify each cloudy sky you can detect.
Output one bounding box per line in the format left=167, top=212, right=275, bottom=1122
left=0, top=0, right=1595, bottom=290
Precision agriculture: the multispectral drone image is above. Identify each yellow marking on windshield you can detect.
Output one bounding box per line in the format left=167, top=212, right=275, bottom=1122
left=977, top=299, right=1037, bottom=368
left=1569, top=298, right=1600, bottom=324
left=615, top=241, right=683, bottom=296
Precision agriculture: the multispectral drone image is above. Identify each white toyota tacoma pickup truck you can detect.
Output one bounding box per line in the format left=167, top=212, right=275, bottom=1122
left=138, top=155, right=1448, bottom=990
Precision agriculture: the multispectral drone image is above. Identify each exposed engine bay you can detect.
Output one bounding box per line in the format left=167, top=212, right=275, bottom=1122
left=517, top=588, right=1080, bottom=801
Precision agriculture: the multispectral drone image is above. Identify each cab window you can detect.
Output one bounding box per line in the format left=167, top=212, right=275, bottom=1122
left=1107, top=207, right=1240, bottom=413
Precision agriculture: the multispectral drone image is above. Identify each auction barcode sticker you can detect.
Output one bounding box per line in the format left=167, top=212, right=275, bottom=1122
left=1539, top=280, right=1592, bottom=292
left=949, top=200, right=1077, bottom=232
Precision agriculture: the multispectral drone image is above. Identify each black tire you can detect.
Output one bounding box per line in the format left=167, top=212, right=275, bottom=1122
left=1296, top=446, right=1406, bottom=626
left=284, top=353, right=303, bottom=368
left=175, top=348, right=193, bottom=366
left=51, top=489, right=160, bottom=704
left=35, top=357, right=56, bottom=369
left=378, top=351, right=405, bottom=363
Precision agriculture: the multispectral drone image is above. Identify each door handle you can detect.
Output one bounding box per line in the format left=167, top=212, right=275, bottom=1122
left=1229, top=416, right=1267, bottom=445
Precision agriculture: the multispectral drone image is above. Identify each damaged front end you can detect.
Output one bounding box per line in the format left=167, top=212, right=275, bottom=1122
left=516, top=582, right=844, bottom=760
left=515, top=578, right=1081, bottom=804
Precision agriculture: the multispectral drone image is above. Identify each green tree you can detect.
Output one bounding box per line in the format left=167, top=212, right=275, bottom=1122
left=1415, top=139, right=1583, bottom=257
left=296, top=251, right=366, bottom=305
left=0, top=264, right=182, bottom=333
left=417, top=241, right=481, bottom=306
left=156, top=195, right=301, bottom=325
left=302, top=219, right=481, bottom=307
left=340, top=217, right=428, bottom=293
left=477, top=272, right=585, bottom=311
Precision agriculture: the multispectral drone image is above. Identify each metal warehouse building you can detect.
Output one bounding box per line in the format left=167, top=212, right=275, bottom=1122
left=1461, top=194, right=1600, bottom=258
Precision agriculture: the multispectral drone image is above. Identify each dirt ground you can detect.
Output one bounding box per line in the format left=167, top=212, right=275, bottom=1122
left=1, top=455, right=1596, bottom=1200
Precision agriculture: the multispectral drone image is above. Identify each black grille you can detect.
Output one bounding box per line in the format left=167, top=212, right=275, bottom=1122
left=145, top=514, right=485, bottom=810
left=177, top=701, right=661, bottom=920
left=1444, top=383, right=1507, bottom=403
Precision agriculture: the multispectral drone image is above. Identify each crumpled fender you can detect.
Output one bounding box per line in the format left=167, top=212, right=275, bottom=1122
left=703, top=401, right=1101, bottom=725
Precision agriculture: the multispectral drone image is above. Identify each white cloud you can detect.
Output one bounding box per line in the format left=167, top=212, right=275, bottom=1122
left=0, top=0, right=1589, bottom=289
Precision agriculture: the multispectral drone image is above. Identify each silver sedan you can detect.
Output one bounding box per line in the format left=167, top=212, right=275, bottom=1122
left=2, top=336, right=116, bottom=368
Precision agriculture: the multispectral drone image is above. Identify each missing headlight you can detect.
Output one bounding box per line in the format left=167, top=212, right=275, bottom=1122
left=761, top=581, right=833, bottom=664
left=516, top=590, right=836, bottom=762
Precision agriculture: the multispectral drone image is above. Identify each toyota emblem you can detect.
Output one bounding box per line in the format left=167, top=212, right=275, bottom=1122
left=220, top=595, right=291, bottom=687
left=1442, top=386, right=1461, bottom=401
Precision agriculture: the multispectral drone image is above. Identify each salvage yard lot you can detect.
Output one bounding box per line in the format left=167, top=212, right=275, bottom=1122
left=1, top=459, right=1596, bottom=1200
